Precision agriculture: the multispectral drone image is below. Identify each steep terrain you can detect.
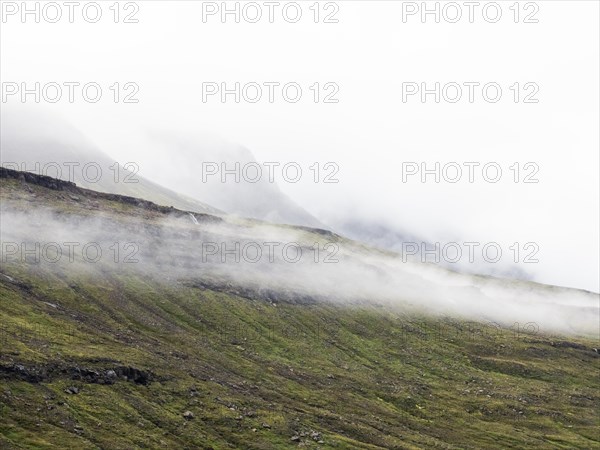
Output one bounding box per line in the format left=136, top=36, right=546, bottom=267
left=0, top=169, right=599, bottom=449
left=136, top=132, right=324, bottom=227
left=1, top=110, right=322, bottom=227
left=0, top=111, right=221, bottom=215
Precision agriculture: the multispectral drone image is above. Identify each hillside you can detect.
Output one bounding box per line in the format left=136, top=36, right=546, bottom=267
left=1, top=111, right=323, bottom=227
left=0, top=111, right=221, bottom=216
left=0, top=169, right=599, bottom=449
left=132, top=132, right=324, bottom=227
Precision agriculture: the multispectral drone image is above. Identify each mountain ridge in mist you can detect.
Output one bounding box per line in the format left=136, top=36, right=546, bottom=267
left=1, top=108, right=324, bottom=228
left=135, top=130, right=325, bottom=228
left=2, top=166, right=598, bottom=337
left=1, top=109, right=223, bottom=215
left=1, top=166, right=599, bottom=449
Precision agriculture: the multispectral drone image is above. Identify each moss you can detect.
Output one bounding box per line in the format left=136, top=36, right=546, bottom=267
left=1, top=177, right=599, bottom=449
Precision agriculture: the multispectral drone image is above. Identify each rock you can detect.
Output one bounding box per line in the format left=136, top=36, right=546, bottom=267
left=261, top=422, right=271, bottom=429
left=65, top=386, right=79, bottom=395
left=114, top=366, right=152, bottom=385
left=183, top=411, right=194, bottom=420
left=2, top=167, right=75, bottom=190
left=74, top=368, right=101, bottom=383
left=291, top=436, right=300, bottom=441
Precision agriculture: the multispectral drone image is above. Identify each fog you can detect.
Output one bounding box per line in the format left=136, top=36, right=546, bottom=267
left=1, top=1, right=599, bottom=292
left=2, top=107, right=595, bottom=292
left=1, top=203, right=598, bottom=338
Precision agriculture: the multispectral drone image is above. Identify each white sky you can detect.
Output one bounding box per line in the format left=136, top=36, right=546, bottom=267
left=1, top=1, right=599, bottom=292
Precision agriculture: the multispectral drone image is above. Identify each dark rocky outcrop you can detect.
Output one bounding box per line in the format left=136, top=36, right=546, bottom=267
left=1, top=167, right=222, bottom=223
left=1, top=166, right=76, bottom=191
left=0, top=363, right=155, bottom=385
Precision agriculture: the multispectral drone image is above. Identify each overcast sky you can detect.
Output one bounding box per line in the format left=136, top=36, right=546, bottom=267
left=1, top=1, right=599, bottom=292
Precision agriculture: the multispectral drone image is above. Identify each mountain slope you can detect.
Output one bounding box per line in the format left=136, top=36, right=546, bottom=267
left=136, top=131, right=324, bottom=227
left=1, top=110, right=322, bottom=227
left=0, top=169, right=599, bottom=449
left=0, top=110, right=221, bottom=215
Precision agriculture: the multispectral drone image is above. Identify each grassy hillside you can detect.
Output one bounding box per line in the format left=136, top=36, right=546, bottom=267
left=1, top=171, right=599, bottom=449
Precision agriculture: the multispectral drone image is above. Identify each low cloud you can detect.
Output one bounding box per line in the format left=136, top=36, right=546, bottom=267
left=1, top=203, right=598, bottom=338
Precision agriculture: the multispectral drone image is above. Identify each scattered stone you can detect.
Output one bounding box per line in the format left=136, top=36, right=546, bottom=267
left=114, top=366, right=152, bottom=385
left=183, top=411, right=195, bottom=420
left=65, top=386, right=79, bottom=395
left=95, top=372, right=116, bottom=385
left=261, top=422, right=271, bottom=429
left=291, top=435, right=300, bottom=441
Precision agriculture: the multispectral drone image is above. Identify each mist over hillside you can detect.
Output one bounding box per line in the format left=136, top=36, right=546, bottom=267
left=2, top=168, right=598, bottom=338
left=331, top=218, right=536, bottom=282
left=1, top=169, right=599, bottom=449
left=1, top=109, right=323, bottom=228
left=1, top=2, right=599, bottom=448
left=132, top=130, right=324, bottom=227
left=0, top=109, right=221, bottom=215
